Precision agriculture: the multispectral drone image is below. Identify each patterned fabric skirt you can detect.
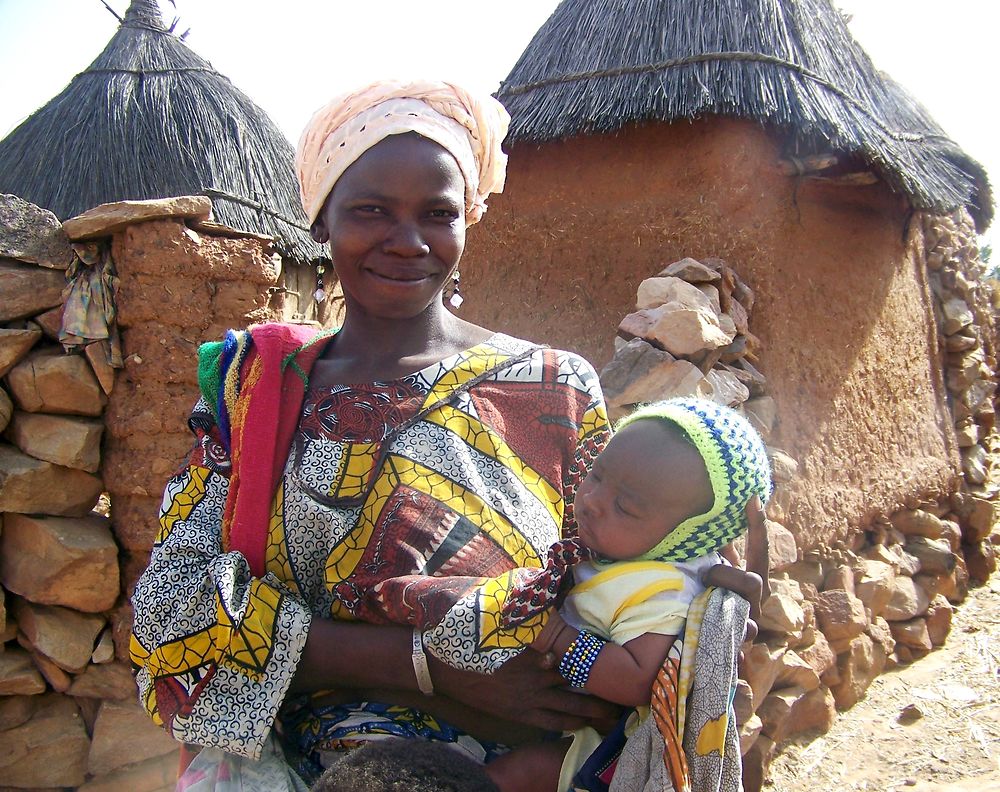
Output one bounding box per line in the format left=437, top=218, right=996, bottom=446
left=280, top=696, right=507, bottom=785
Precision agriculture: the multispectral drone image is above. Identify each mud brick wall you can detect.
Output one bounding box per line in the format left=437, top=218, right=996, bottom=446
left=0, top=195, right=293, bottom=790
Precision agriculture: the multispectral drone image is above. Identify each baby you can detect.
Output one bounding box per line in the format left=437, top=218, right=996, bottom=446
left=486, top=397, right=772, bottom=792
left=312, top=738, right=500, bottom=791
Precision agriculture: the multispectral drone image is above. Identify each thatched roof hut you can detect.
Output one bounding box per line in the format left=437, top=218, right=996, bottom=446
left=497, top=0, right=992, bottom=231
left=0, top=0, right=323, bottom=264
left=462, top=0, right=994, bottom=552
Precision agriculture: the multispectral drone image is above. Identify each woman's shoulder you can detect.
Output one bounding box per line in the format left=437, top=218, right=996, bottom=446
left=486, top=333, right=601, bottom=382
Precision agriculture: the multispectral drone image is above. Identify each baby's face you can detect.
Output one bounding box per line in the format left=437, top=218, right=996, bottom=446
left=574, top=420, right=713, bottom=561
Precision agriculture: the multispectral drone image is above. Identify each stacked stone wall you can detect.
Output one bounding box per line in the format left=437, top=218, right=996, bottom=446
left=0, top=195, right=302, bottom=790
left=597, top=232, right=998, bottom=788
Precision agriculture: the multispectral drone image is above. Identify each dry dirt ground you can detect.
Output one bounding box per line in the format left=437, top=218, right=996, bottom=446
left=766, top=576, right=1000, bottom=792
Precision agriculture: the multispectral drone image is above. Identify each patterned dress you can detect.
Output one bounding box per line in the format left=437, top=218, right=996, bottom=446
left=130, top=332, right=609, bottom=777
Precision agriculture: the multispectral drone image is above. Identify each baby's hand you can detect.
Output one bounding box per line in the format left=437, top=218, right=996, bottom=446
left=530, top=611, right=570, bottom=654
left=702, top=496, right=769, bottom=643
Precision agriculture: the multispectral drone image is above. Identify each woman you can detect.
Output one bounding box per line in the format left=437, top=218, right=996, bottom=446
left=130, top=80, right=765, bottom=788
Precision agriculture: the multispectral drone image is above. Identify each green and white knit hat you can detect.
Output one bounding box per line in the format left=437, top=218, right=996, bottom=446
left=615, top=397, right=772, bottom=562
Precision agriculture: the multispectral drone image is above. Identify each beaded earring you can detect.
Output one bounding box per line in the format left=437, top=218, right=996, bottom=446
left=315, top=264, right=327, bottom=304
left=448, top=270, right=464, bottom=309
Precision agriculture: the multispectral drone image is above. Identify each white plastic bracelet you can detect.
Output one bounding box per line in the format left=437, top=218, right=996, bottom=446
left=411, top=628, right=434, bottom=696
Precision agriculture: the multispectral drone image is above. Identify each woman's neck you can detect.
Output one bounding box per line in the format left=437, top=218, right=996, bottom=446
left=318, top=302, right=492, bottom=384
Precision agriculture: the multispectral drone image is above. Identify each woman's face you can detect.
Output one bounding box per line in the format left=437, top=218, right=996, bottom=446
left=312, top=133, right=467, bottom=321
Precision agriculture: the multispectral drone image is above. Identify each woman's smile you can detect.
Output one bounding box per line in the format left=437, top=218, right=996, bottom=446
left=365, top=263, right=436, bottom=284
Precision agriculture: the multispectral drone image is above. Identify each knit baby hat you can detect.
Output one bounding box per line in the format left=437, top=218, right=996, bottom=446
left=615, top=397, right=772, bottom=562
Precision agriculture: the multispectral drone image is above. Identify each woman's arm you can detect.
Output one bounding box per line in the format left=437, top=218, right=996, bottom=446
left=295, top=618, right=620, bottom=739
left=130, top=435, right=312, bottom=759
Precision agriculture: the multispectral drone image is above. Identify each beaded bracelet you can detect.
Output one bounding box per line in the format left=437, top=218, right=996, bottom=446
left=557, top=629, right=607, bottom=688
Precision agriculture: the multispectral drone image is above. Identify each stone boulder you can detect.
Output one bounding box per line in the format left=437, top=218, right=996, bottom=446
left=904, top=536, right=956, bottom=575
left=12, top=599, right=105, bottom=673
left=797, top=630, right=837, bottom=679
left=765, top=520, right=798, bottom=572
left=813, top=589, right=868, bottom=648
left=890, top=509, right=944, bottom=539
left=774, top=649, right=820, bottom=692
left=733, top=678, right=754, bottom=724
left=68, top=662, right=137, bottom=701
left=34, top=304, right=64, bottom=340
left=757, top=685, right=806, bottom=743
left=962, top=444, right=990, bottom=485
left=0, top=695, right=38, bottom=731
left=0, top=259, right=66, bottom=322
left=744, top=395, right=777, bottom=437
left=758, top=684, right=836, bottom=745
left=0, top=327, right=42, bottom=378
left=831, top=633, right=886, bottom=710
left=889, top=617, right=933, bottom=654
left=87, top=700, right=179, bottom=777
left=0, top=195, right=74, bottom=268
left=599, top=338, right=705, bottom=409
left=657, top=257, right=721, bottom=283
left=0, top=513, right=119, bottom=612
left=0, top=693, right=90, bottom=788
left=742, top=734, right=775, bottom=792
left=0, top=386, right=11, bottom=434
left=939, top=553, right=970, bottom=604
left=757, top=593, right=805, bottom=635
left=883, top=575, right=930, bottom=621
left=0, top=444, right=103, bottom=516
left=618, top=300, right=735, bottom=357
left=0, top=647, right=46, bottom=695
left=925, top=596, right=953, bottom=647
left=741, top=642, right=785, bottom=712
left=854, top=558, right=896, bottom=617
left=768, top=449, right=799, bottom=483
left=6, top=347, right=107, bottom=415
left=76, top=752, right=178, bottom=792
left=739, top=713, right=762, bottom=756
left=958, top=497, right=996, bottom=543
left=940, top=296, right=973, bottom=335
left=866, top=615, right=897, bottom=657
left=786, top=686, right=837, bottom=739
left=5, top=411, right=103, bottom=472
left=702, top=368, right=750, bottom=407
left=62, top=195, right=212, bottom=240
left=635, top=276, right=718, bottom=311
left=964, top=540, right=997, bottom=583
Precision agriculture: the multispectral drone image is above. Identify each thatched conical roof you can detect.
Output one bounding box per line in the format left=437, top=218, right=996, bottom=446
left=0, top=0, right=324, bottom=263
left=498, top=0, right=992, bottom=231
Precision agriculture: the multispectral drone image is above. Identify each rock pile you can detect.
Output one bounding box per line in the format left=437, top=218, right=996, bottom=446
left=598, top=244, right=999, bottom=790
left=0, top=195, right=179, bottom=789
left=599, top=256, right=774, bottom=437
left=737, top=495, right=987, bottom=788
left=923, top=210, right=998, bottom=498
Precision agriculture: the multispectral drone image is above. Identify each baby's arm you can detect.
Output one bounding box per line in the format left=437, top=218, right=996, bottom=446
left=702, top=563, right=762, bottom=608
left=531, top=612, right=674, bottom=707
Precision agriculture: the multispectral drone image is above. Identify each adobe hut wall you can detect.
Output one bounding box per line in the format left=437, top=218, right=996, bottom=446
left=463, top=117, right=956, bottom=550
left=0, top=194, right=330, bottom=790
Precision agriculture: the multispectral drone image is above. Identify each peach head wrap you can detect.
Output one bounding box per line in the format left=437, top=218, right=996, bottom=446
left=296, top=80, right=510, bottom=227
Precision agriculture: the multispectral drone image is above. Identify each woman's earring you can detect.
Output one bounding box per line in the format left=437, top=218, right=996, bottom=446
left=315, top=264, right=327, bottom=304
left=448, top=270, right=464, bottom=309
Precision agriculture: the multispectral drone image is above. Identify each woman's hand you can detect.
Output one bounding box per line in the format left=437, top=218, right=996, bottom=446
left=703, top=496, right=770, bottom=640
left=431, top=648, right=622, bottom=737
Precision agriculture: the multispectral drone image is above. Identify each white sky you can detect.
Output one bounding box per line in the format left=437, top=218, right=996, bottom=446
left=0, top=0, right=995, bottom=245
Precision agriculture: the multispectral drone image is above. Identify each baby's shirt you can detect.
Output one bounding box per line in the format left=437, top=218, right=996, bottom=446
left=560, top=552, right=722, bottom=645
